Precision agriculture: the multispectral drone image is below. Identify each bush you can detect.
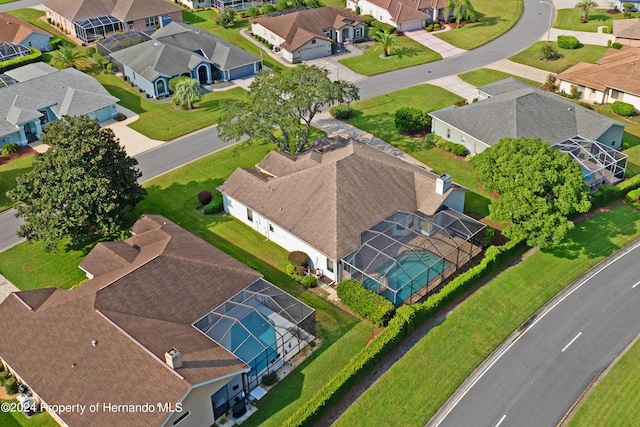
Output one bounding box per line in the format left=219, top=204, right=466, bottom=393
left=0, top=371, right=9, bottom=385
left=484, top=227, right=496, bottom=247
left=361, top=14, right=375, bottom=25
left=4, top=377, right=17, bottom=395
left=619, top=174, right=640, bottom=192
left=395, top=107, right=429, bottom=132
left=2, top=143, right=19, bottom=157
left=425, top=134, right=442, bottom=145
left=425, top=24, right=434, bottom=32
left=538, top=43, right=558, bottom=61
left=262, top=371, right=278, bottom=386
left=433, top=22, right=441, bottom=30
left=288, top=251, right=309, bottom=267
left=625, top=187, right=640, bottom=203
left=302, top=275, right=317, bottom=288
left=337, top=279, right=395, bottom=327
left=246, top=7, right=260, bottom=17
left=262, top=3, right=276, bottom=13
left=569, top=84, right=583, bottom=99
left=450, top=143, right=469, bottom=156
left=275, top=0, right=288, bottom=10
left=623, top=2, right=635, bottom=9
left=330, top=104, right=353, bottom=119
left=624, top=11, right=632, bottom=18
left=85, top=46, right=97, bottom=55
left=49, top=37, right=66, bottom=50
left=612, top=101, right=635, bottom=116
left=454, top=99, right=468, bottom=107
left=370, top=19, right=396, bottom=33
left=197, top=190, right=213, bottom=206
left=557, top=35, right=580, bottom=49
left=607, top=39, right=612, bottom=47
left=285, top=263, right=296, bottom=275
left=0, top=47, right=42, bottom=73
left=92, top=52, right=110, bottom=68
left=355, top=6, right=361, bottom=14
left=612, top=42, right=623, bottom=49
left=203, top=196, right=223, bottom=214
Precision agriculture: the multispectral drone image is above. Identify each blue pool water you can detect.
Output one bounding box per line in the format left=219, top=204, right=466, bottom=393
left=364, top=251, right=450, bottom=305
left=231, top=311, right=278, bottom=376
left=580, top=166, right=594, bottom=180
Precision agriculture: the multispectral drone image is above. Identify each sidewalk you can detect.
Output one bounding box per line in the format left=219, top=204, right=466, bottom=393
left=485, top=58, right=552, bottom=82
left=541, top=28, right=613, bottom=46
left=428, top=75, right=478, bottom=101
left=404, top=26, right=467, bottom=59
left=0, top=274, right=18, bottom=303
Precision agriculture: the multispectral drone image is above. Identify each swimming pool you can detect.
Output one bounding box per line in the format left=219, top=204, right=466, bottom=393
left=230, top=311, right=278, bottom=376
left=364, top=251, right=450, bottom=305
left=580, top=166, right=595, bottom=181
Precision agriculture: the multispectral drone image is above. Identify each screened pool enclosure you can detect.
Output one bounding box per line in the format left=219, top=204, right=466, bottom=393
left=342, top=210, right=485, bottom=306
left=194, top=279, right=315, bottom=389
left=0, top=42, right=31, bottom=61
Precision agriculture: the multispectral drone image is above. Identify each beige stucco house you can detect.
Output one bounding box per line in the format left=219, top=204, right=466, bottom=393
left=346, top=0, right=449, bottom=31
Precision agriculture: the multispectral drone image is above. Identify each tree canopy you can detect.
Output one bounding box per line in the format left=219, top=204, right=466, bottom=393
left=470, top=137, right=591, bottom=247
left=218, top=65, right=359, bottom=154
left=8, top=116, right=146, bottom=252
left=574, top=0, right=599, bottom=20
left=370, top=28, right=397, bottom=57
left=48, top=45, right=89, bottom=70
left=446, top=0, right=477, bottom=28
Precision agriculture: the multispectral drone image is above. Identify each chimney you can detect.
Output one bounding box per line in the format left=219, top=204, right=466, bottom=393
left=165, top=348, right=182, bottom=369
left=435, top=174, right=452, bottom=195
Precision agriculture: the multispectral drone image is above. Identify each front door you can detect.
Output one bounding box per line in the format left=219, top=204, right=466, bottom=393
left=198, top=65, right=208, bottom=84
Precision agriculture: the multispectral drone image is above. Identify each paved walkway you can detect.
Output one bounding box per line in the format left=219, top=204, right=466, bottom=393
left=541, top=28, right=614, bottom=46
left=485, top=58, right=553, bottom=82
left=0, top=275, right=18, bottom=304
left=428, top=75, right=478, bottom=101
left=404, top=27, right=467, bottom=59
left=102, top=105, right=166, bottom=156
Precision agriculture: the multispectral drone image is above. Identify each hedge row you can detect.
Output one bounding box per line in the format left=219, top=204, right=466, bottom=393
left=625, top=187, right=640, bottom=203
left=0, top=47, right=42, bottom=73
left=590, top=174, right=640, bottom=208
left=431, top=135, right=468, bottom=156
left=282, top=238, right=524, bottom=427
left=337, top=279, right=395, bottom=327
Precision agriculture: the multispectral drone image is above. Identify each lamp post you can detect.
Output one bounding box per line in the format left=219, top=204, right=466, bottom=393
left=540, top=1, right=553, bottom=44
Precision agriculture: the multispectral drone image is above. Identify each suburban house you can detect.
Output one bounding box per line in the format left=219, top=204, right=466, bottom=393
left=346, top=0, right=450, bottom=32
left=556, top=47, right=640, bottom=112
left=0, top=215, right=315, bottom=427
left=44, top=0, right=183, bottom=44
left=613, top=0, right=640, bottom=11
left=0, top=12, right=52, bottom=56
left=0, top=63, right=118, bottom=147
left=110, top=21, right=261, bottom=98
left=613, top=18, right=640, bottom=46
left=251, top=7, right=366, bottom=62
left=219, top=137, right=485, bottom=306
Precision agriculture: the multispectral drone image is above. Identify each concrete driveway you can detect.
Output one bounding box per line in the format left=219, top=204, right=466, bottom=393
left=102, top=105, right=166, bottom=156
left=403, top=28, right=467, bottom=59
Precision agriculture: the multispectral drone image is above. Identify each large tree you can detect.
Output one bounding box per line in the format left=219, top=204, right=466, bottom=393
left=218, top=65, right=359, bottom=154
left=8, top=116, right=146, bottom=252
left=445, top=0, right=477, bottom=28
left=574, top=0, right=599, bottom=20
left=470, top=137, right=591, bottom=247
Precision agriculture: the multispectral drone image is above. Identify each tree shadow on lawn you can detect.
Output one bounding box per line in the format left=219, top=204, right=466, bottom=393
left=543, top=205, right=640, bottom=260
left=459, top=11, right=502, bottom=28
left=182, top=10, right=207, bottom=24
left=392, top=47, right=421, bottom=59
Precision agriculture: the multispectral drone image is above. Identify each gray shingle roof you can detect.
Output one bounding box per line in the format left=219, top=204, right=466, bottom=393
left=4, top=62, right=57, bottom=82
left=430, top=78, right=625, bottom=146
left=0, top=66, right=117, bottom=138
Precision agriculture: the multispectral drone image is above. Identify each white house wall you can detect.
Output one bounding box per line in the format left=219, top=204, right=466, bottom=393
left=223, top=195, right=337, bottom=280
left=251, top=23, right=286, bottom=49
left=431, top=117, right=489, bottom=155
left=122, top=65, right=157, bottom=97
left=294, top=39, right=332, bottom=61
left=351, top=0, right=396, bottom=26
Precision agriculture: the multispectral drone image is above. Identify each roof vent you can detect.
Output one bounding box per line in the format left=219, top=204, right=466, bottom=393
left=92, top=340, right=98, bottom=347
left=567, top=107, right=572, bottom=111
left=153, top=42, right=160, bottom=46
left=435, top=174, right=452, bottom=195
left=165, top=348, right=182, bottom=369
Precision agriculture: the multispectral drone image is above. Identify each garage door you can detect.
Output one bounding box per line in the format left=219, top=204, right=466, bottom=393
left=298, top=42, right=330, bottom=61
left=399, top=19, right=425, bottom=32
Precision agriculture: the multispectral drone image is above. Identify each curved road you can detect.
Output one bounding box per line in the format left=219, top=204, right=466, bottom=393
left=430, top=240, right=640, bottom=427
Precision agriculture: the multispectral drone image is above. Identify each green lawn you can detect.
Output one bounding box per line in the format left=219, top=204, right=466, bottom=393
left=339, top=37, right=441, bottom=76
left=568, top=335, right=640, bottom=427
left=509, top=41, right=608, bottom=73
left=335, top=204, right=640, bottom=427
left=458, top=68, right=542, bottom=88
left=554, top=8, right=639, bottom=32
left=0, top=155, right=34, bottom=212
left=95, top=73, right=248, bottom=141
left=344, top=84, right=491, bottom=218
left=436, top=0, right=523, bottom=50
left=8, top=9, right=75, bottom=45
left=0, top=400, right=58, bottom=427
left=0, top=0, right=17, bottom=4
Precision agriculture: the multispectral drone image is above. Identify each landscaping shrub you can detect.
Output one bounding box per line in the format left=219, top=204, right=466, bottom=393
left=619, top=174, right=640, bottom=192
left=0, top=47, right=41, bottom=73
left=425, top=134, right=442, bottom=145
left=197, top=190, right=213, bottom=206
left=361, top=14, right=375, bottom=26
left=288, top=251, right=309, bottom=267
left=557, top=35, right=580, bottom=49
left=0, top=371, right=9, bottom=385
left=394, top=107, right=429, bottom=132
left=330, top=104, right=353, bottom=119
left=261, top=371, right=278, bottom=386
left=4, top=377, right=17, bottom=395
left=275, top=0, right=288, bottom=10
left=484, top=227, right=496, bottom=247
left=607, top=39, right=612, bottom=47
left=623, top=3, right=635, bottom=10
left=246, top=7, right=260, bottom=17
left=625, top=187, right=640, bottom=203
left=49, top=37, right=66, bottom=50
left=370, top=19, right=396, bottom=33
left=612, top=101, right=635, bottom=116
left=1, top=143, right=19, bottom=157
left=433, top=22, right=442, bottom=30
left=454, top=99, right=468, bottom=107
left=569, top=84, right=583, bottom=100
left=425, top=24, right=434, bottom=32
left=612, top=42, right=623, bottom=49
left=91, top=52, right=111, bottom=68
left=203, top=196, right=223, bottom=214
left=302, top=275, right=317, bottom=288
left=262, top=3, right=276, bottom=13
left=538, top=43, right=558, bottom=61
left=449, top=143, right=469, bottom=156
left=336, top=279, right=395, bottom=327
left=355, top=6, right=361, bottom=14
left=85, top=46, right=97, bottom=56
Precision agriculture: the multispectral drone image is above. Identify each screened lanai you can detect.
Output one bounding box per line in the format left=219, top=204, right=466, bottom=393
left=0, top=42, right=31, bottom=61
left=342, top=210, right=485, bottom=306
left=552, top=136, right=627, bottom=193
left=96, top=31, right=152, bottom=57
left=193, top=279, right=315, bottom=389
left=74, top=15, right=123, bottom=44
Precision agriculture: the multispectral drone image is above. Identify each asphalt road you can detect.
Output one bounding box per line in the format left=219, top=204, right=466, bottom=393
left=432, top=241, right=640, bottom=427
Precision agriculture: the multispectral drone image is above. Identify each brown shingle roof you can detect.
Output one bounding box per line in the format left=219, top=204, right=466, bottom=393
left=0, top=12, right=49, bottom=44
left=219, top=140, right=462, bottom=260
left=557, top=46, right=640, bottom=96
left=613, top=18, right=640, bottom=40
left=0, top=215, right=263, bottom=426
left=44, top=0, right=181, bottom=22
left=252, top=7, right=364, bottom=52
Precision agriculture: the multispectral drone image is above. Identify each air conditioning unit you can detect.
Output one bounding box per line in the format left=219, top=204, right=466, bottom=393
left=315, top=268, right=323, bottom=277
left=273, top=45, right=281, bottom=53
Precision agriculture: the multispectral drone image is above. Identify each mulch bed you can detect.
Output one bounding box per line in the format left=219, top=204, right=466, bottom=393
left=0, top=146, right=36, bottom=167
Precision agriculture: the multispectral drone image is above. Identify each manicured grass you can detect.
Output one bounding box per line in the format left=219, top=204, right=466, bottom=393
left=0, top=400, right=59, bottom=427
left=509, top=41, right=608, bottom=73
left=458, top=68, right=542, bottom=88
left=344, top=84, right=491, bottom=218
left=183, top=10, right=283, bottom=71
left=339, top=37, right=441, bottom=76
left=436, top=0, right=523, bottom=50
left=0, top=155, right=34, bottom=212
left=335, top=204, right=640, bottom=427
left=554, top=8, right=638, bottom=33
left=568, top=335, right=640, bottom=427
left=9, top=9, right=75, bottom=45
left=0, top=0, right=17, bottom=4
left=95, top=73, right=248, bottom=141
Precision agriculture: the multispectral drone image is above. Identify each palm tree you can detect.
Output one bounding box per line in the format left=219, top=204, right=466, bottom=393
left=370, top=28, right=397, bottom=57
left=172, top=78, right=203, bottom=110
left=574, top=0, right=599, bottom=21
left=48, top=45, right=88, bottom=69
left=445, top=0, right=477, bottom=28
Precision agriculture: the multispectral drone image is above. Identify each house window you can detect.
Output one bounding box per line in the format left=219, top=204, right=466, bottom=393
left=269, top=224, right=274, bottom=232
left=247, top=208, right=253, bottom=222
left=327, top=259, right=334, bottom=273
left=611, top=89, right=621, bottom=100
left=312, top=39, right=316, bottom=44
left=446, top=128, right=451, bottom=138
left=324, top=30, right=331, bottom=38
left=461, top=136, right=465, bottom=143
left=355, top=27, right=363, bottom=38
left=145, top=16, right=158, bottom=28
left=173, top=411, right=190, bottom=426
